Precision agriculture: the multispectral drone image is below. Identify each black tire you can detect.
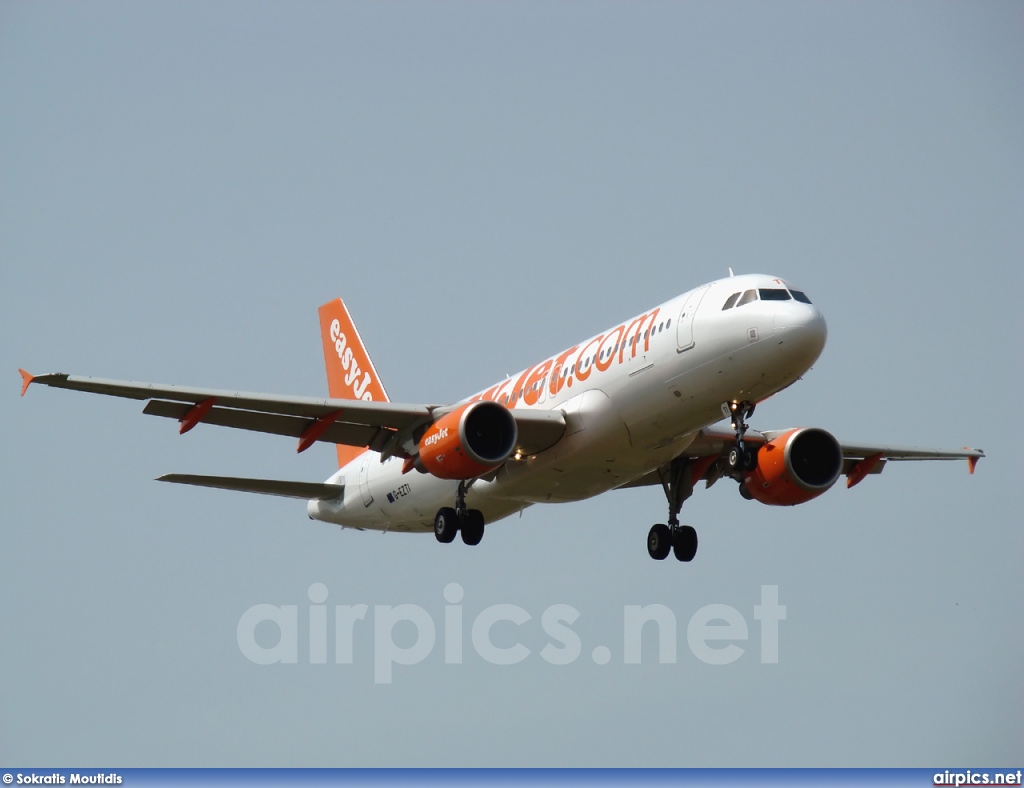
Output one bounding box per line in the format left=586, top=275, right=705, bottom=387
left=672, top=525, right=698, bottom=562
left=647, top=523, right=672, bottom=560
left=434, top=507, right=459, bottom=543
left=728, top=447, right=758, bottom=472
left=461, top=510, right=485, bottom=546
left=738, top=482, right=754, bottom=500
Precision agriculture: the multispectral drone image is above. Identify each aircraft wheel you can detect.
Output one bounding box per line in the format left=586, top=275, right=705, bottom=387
left=461, top=510, right=485, bottom=546
left=729, top=448, right=757, bottom=471
left=672, top=525, right=698, bottom=562
left=647, top=523, right=672, bottom=560
left=434, top=507, right=459, bottom=544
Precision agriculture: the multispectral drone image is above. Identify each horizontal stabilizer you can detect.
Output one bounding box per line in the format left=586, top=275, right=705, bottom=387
left=157, top=474, right=343, bottom=500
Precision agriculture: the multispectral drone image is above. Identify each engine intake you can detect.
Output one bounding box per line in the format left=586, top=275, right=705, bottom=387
left=417, top=401, right=518, bottom=480
left=743, top=427, right=842, bottom=506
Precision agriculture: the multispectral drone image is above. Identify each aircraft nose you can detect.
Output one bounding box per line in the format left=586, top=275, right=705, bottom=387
left=773, top=303, right=827, bottom=363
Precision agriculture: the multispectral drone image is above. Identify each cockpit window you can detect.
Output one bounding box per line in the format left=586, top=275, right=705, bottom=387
left=790, top=290, right=812, bottom=304
left=722, top=292, right=741, bottom=310
left=736, top=289, right=757, bottom=307
left=758, top=288, right=791, bottom=301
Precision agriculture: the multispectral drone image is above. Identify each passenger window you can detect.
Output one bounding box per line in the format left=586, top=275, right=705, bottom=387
left=790, top=290, right=812, bottom=304
left=666, top=319, right=671, bottom=328
left=736, top=290, right=757, bottom=307
left=722, top=292, right=741, bottom=310
left=758, top=288, right=791, bottom=301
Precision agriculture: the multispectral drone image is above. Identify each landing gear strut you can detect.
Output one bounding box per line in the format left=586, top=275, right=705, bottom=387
left=434, top=480, right=486, bottom=546
left=647, top=456, right=699, bottom=562
left=727, top=400, right=758, bottom=472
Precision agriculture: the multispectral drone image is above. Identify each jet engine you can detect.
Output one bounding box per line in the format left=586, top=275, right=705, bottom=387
left=417, top=401, right=519, bottom=480
left=741, top=427, right=842, bottom=506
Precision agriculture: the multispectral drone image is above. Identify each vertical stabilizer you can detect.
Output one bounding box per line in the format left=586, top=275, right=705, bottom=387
left=317, top=299, right=391, bottom=469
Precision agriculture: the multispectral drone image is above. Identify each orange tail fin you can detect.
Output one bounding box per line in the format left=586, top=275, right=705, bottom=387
left=318, top=299, right=391, bottom=469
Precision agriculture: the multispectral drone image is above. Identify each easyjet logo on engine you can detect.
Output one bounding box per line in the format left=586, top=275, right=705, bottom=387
left=330, top=319, right=374, bottom=401
left=423, top=428, right=449, bottom=447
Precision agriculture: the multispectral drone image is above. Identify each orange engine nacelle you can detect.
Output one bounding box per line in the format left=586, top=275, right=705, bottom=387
left=743, top=427, right=842, bottom=506
left=417, top=401, right=519, bottom=480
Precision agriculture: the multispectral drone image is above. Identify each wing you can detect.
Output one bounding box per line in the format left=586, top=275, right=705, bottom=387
left=19, top=371, right=566, bottom=460
left=759, top=429, right=984, bottom=486
left=622, top=425, right=984, bottom=490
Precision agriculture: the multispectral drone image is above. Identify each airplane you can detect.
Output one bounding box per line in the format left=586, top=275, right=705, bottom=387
left=19, top=273, right=984, bottom=562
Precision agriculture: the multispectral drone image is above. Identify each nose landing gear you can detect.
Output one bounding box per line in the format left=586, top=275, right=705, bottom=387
left=727, top=400, right=759, bottom=472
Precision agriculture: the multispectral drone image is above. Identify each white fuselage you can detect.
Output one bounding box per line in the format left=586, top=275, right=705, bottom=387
left=307, top=274, right=827, bottom=532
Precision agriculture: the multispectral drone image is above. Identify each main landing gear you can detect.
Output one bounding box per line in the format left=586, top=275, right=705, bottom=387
left=648, top=456, right=699, bottom=562
left=434, top=480, right=486, bottom=546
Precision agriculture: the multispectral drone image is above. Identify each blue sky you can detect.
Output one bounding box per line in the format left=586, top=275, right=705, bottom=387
left=2, top=1, right=1021, bottom=766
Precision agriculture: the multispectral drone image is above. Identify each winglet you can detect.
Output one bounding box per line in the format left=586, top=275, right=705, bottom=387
left=965, top=448, right=981, bottom=475
left=19, top=368, right=35, bottom=397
